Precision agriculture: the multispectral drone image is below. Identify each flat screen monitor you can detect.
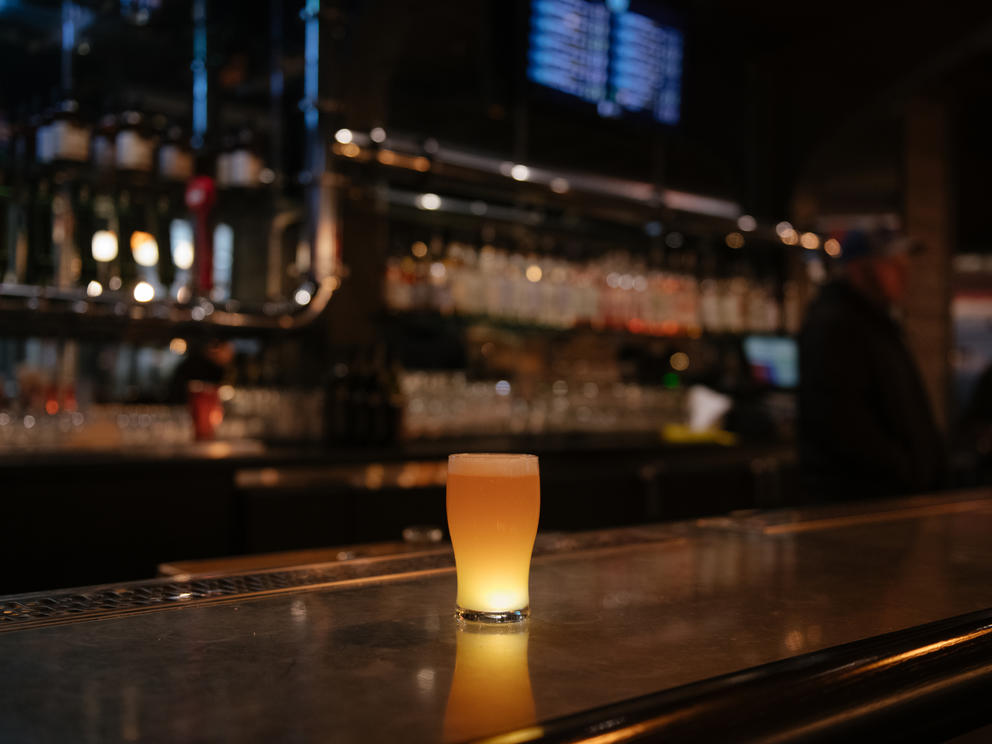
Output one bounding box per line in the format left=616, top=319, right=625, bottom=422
left=527, top=0, right=684, bottom=125
left=743, top=336, right=799, bottom=389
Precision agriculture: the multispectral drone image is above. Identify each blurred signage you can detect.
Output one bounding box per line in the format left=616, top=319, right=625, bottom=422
left=527, top=0, right=683, bottom=125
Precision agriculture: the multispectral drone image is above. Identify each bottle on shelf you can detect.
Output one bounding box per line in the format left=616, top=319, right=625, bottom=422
left=91, top=113, right=118, bottom=172
left=157, top=125, right=194, bottom=183
left=3, top=123, right=29, bottom=284
left=47, top=99, right=90, bottom=166
left=227, top=128, right=262, bottom=189
left=115, top=110, right=155, bottom=174
left=115, top=187, right=142, bottom=289
left=73, top=183, right=100, bottom=291
left=90, top=192, right=121, bottom=292
left=25, top=173, right=54, bottom=286
left=215, top=132, right=235, bottom=188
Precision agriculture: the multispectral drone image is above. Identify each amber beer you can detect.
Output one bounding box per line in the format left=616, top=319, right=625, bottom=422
left=446, top=454, right=540, bottom=621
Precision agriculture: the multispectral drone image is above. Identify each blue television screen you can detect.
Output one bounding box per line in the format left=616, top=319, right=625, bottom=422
left=743, top=336, right=799, bottom=389
left=527, top=0, right=683, bottom=125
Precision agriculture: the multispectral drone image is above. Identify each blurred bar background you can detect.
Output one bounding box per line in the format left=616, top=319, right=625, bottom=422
left=2, top=0, right=991, bottom=594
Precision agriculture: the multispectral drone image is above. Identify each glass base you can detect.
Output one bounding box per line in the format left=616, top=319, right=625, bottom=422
left=455, top=605, right=529, bottom=623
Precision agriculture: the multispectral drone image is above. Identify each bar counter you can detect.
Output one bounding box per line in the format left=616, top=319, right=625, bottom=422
left=4, top=490, right=992, bottom=742
left=0, top=435, right=795, bottom=593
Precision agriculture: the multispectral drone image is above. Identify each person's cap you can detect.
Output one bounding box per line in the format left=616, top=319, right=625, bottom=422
left=837, top=228, right=923, bottom=262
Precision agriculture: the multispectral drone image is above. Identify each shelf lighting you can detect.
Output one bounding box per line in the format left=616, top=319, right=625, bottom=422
left=417, top=193, right=442, bottom=211
left=91, top=230, right=118, bottom=262
left=800, top=232, right=820, bottom=250
left=737, top=214, right=757, bottom=232
left=130, top=232, right=159, bottom=267
left=775, top=221, right=794, bottom=238
left=133, top=281, right=155, bottom=303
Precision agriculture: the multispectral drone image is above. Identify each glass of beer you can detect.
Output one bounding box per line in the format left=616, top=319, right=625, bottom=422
left=446, top=453, right=540, bottom=622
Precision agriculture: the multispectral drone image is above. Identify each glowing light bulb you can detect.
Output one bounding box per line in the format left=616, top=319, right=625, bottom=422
left=133, top=281, right=155, bottom=303
left=334, top=128, right=353, bottom=144
left=737, top=214, right=757, bottom=232
left=417, top=193, right=442, bottom=210
left=510, top=164, right=530, bottom=181
left=800, top=232, right=820, bottom=250
left=91, top=230, right=118, bottom=262
left=130, top=231, right=159, bottom=267
left=170, top=219, right=195, bottom=270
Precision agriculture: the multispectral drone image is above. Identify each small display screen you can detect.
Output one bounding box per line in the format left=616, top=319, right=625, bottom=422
left=527, top=0, right=684, bottom=125
left=744, top=336, right=799, bottom=389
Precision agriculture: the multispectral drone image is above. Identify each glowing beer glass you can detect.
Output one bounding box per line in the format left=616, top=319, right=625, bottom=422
left=446, top=454, right=540, bottom=622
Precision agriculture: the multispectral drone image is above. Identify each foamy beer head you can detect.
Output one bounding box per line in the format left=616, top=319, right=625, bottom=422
left=447, top=453, right=539, bottom=477
left=446, top=454, right=541, bottom=621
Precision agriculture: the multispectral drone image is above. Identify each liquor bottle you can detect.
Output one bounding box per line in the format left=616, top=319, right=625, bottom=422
left=90, top=192, right=120, bottom=292
left=25, top=174, right=54, bottom=286
left=215, top=132, right=235, bottom=188
left=73, top=183, right=100, bottom=290
left=91, top=113, right=118, bottom=171
left=48, top=99, right=90, bottom=165
left=153, top=191, right=177, bottom=290
left=33, top=106, right=54, bottom=167
left=157, top=124, right=194, bottom=182
left=228, top=128, right=262, bottom=188
left=115, top=110, right=155, bottom=173
left=115, top=187, right=141, bottom=287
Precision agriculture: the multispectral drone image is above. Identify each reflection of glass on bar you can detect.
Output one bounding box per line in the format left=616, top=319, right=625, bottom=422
left=446, top=453, right=540, bottom=622
left=443, top=622, right=536, bottom=743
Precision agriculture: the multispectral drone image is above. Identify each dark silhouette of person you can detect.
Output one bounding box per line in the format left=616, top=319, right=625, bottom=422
left=798, top=229, right=945, bottom=502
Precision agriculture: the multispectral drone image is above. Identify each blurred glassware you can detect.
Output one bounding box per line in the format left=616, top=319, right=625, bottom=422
left=398, top=370, right=686, bottom=440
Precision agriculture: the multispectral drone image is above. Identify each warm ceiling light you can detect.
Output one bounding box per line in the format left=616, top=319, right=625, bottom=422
left=800, top=232, right=820, bottom=250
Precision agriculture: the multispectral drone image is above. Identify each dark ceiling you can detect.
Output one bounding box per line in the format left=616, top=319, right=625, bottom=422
left=5, top=0, right=992, bottom=222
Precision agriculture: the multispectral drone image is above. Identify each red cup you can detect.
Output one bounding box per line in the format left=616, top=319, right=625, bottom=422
left=188, top=381, right=223, bottom=441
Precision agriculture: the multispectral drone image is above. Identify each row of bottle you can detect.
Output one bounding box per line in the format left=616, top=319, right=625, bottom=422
left=0, top=177, right=244, bottom=303
left=384, top=241, right=802, bottom=335
left=1, top=100, right=266, bottom=189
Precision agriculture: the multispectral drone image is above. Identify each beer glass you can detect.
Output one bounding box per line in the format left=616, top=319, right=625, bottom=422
left=446, top=454, right=540, bottom=622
